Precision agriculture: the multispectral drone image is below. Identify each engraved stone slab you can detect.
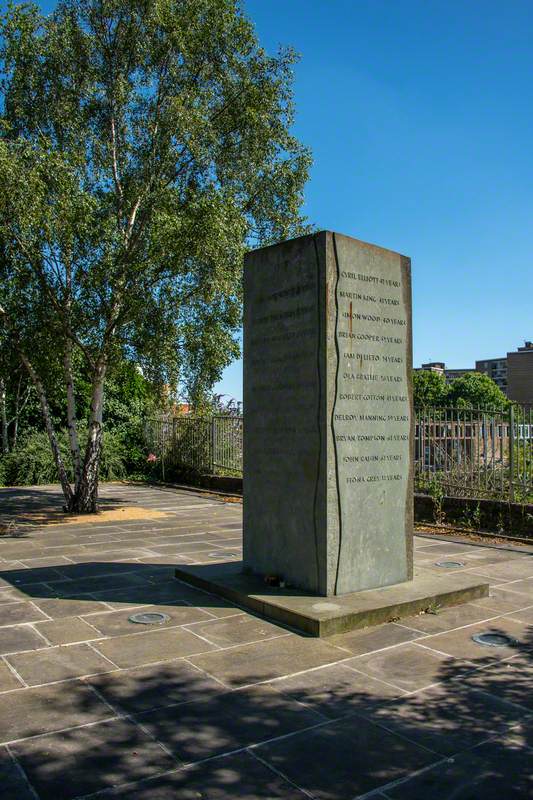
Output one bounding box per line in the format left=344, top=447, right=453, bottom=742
left=243, top=231, right=413, bottom=596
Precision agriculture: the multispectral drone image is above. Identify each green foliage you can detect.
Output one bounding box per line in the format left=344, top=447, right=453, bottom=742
left=103, top=360, right=165, bottom=475
left=0, top=350, right=163, bottom=486
left=0, top=328, right=38, bottom=452
left=0, top=0, right=311, bottom=505
left=426, top=475, right=446, bottom=525
left=414, top=369, right=509, bottom=411
left=413, top=370, right=449, bottom=408
left=0, top=0, right=311, bottom=398
left=1, top=342, right=161, bottom=455
left=104, top=363, right=148, bottom=435
left=460, top=501, right=482, bottom=530
left=447, top=372, right=509, bottom=411
left=0, top=427, right=127, bottom=487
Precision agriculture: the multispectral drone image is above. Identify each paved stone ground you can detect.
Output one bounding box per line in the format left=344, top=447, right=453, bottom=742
left=0, top=483, right=531, bottom=799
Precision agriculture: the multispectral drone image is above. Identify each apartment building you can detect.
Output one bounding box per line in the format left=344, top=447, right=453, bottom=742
left=475, top=357, right=508, bottom=394
left=417, top=363, right=475, bottom=384
left=418, top=342, right=533, bottom=403
left=506, top=342, right=533, bottom=404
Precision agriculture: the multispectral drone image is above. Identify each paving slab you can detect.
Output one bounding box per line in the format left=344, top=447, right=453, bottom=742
left=101, top=750, right=308, bottom=799
left=34, top=616, right=102, bottom=644
left=29, top=595, right=109, bottom=619
left=2, top=583, right=60, bottom=602
left=192, top=550, right=241, bottom=563
left=86, top=659, right=225, bottom=714
left=0, top=681, right=112, bottom=742
left=265, top=662, right=405, bottom=719
left=19, top=556, right=74, bottom=568
left=397, top=602, right=499, bottom=634
left=0, top=561, right=26, bottom=572
left=45, top=571, right=152, bottom=596
left=0, top=588, right=38, bottom=605
left=10, top=717, right=177, bottom=800
left=0, top=746, right=35, bottom=800
left=497, top=577, right=533, bottom=596
left=52, top=561, right=153, bottom=580
left=136, top=554, right=194, bottom=566
left=0, top=625, right=48, bottom=656
left=183, top=613, right=290, bottom=647
left=415, top=555, right=502, bottom=573
left=6, top=643, right=115, bottom=686
left=453, top=547, right=532, bottom=563
left=346, top=642, right=474, bottom=692
left=92, top=580, right=218, bottom=610
left=371, top=682, right=528, bottom=756
left=135, top=684, right=324, bottom=763
left=189, top=634, right=345, bottom=688
left=327, top=621, right=421, bottom=655
left=92, top=626, right=217, bottom=669
left=505, top=604, right=533, bottom=624
left=470, top=558, right=533, bottom=581
left=86, top=603, right=212, bottom=637
left=470, top=587, right=533, bottom=614
left=449, top=657, right=533, bottom=712
left=384, top=738, right=533, bottom=799
left=415, top=541, right=481, bottom=555
left=0, top=660, right=24, bottom=692
left=256, top=714, right=436, bottom=800
left=418, top=616, right=532, bottom=664
left=0, top=601, right=49, bottom=626
left=0, top=567, right=65, bottom=587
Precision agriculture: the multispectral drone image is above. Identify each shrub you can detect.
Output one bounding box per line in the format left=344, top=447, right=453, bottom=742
left=0, top=427, right=128, bottom=486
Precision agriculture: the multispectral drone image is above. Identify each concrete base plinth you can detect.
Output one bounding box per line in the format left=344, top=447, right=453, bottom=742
left=175, top=562, right=489, bottom=637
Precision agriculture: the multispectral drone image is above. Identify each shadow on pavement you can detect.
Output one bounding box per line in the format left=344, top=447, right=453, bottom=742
left=0, top=560, right=531, bottom=798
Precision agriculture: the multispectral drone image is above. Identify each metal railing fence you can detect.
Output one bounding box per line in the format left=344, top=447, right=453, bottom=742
left=144, top=415, right=243, bottom=477
left=414, top=404, right=533, bottom=502
left=144, top=404, right=533, bottom=502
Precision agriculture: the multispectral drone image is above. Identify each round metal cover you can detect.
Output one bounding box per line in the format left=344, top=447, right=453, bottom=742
left=208, top=552, right=237, bottom=559
left=472, top=632, right=517, bottom=648
left=128, top=612, right=170, bottom=625
left=434, top=560, right=465, bottom=569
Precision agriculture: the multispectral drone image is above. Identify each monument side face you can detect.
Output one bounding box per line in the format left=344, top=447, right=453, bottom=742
left=243, top=233, right=328, bottom=594
left=326, top=232, right=413, bottom=594
left=244, top=231, right=413, bottom=597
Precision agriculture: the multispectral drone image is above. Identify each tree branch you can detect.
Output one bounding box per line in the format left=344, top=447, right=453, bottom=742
left=110, top=114, right=124, bottom=211
left=8, top=231, right=96, bottom=370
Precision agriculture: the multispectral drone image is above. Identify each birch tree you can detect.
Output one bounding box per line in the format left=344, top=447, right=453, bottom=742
left=0, top=0, right=311, bottom=512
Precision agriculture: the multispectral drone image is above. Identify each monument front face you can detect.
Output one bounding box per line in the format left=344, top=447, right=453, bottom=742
left=244, top=231, right=413, bottom=596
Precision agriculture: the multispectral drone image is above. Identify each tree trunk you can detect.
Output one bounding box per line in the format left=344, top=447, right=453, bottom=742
left=9, top=376, right=30, bottom=451
left=11, top=377, right=22, bottom=450
left=64, top=340, right=82, bottom=491
left=70, top=360, right=106, bottom=513
left=11, top=414, right=18, bottom=450
left=0, top=379, right=8, bottom=454
left=18, top=351, right=74, bottom=507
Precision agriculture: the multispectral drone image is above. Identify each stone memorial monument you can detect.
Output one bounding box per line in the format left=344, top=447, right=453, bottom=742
left=243, top=231, right=412, bottom=595
left=175, top=231, right=488, bottom=635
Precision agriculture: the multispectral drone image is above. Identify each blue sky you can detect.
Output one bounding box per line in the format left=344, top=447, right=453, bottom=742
left=215, top=0, right=533, bottom=401
left=34, top=1, right=533, bottom=402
